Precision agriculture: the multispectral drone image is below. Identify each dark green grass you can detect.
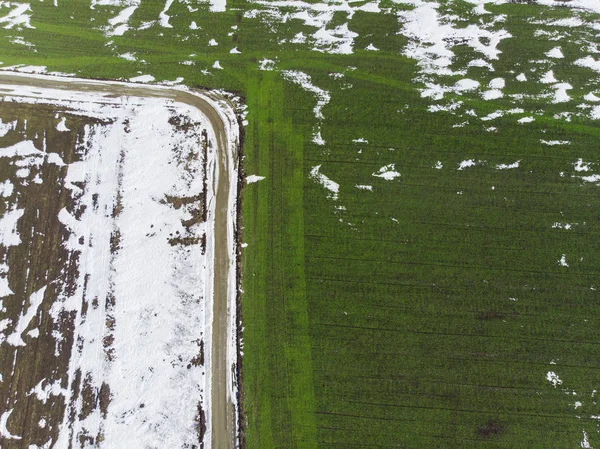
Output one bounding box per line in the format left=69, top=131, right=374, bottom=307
left=1, top=1, right=600, bottom=448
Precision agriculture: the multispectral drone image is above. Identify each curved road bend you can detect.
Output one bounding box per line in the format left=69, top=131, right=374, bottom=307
left=0, top=73, right=237, bottom=449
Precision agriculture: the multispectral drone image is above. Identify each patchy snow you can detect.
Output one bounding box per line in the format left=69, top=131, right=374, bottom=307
left=190, top=21, right=198, bottom=30
left=516, top=73, right=527, bottom=82
left=546, top=47, right=564, bottom=58
left=489, top=78, right=505, bottom=89
left=372, top=164, right=401, bottom=181
left=365, top=43, right=379, bottom=51
left=574, top=159, right=591, bottom=172
left=208, top=38, right=218, bottom=46
left=547, top=371, right=563, bottom=386
left=209, top=0, right=226, bottom=13
left=540, top=139, right=570, bottom=146
left=468, top=58, right=494, bottom=70
left=129, top=74, right=155, bottom=83
left=56, top=117, right=70, bottom=132
left=212, top=60, right=222, bottom=70
left=455, top=78, right=480, bottom=92
left=246, top=175, right=265, bottom=184
left=518, top=116, right=535, bottom=123
left=482, top=89, right=503, bottom=100
left=282, top=70, right=330, bottom=120
left=6, top=287, right=46, bottom=346
left=540, top=70, right=558, bottom=84
left=258, top=58, right=276, bottom=71
left=552, top=83, right=572, bottom=103
left=0, top=2, right=34, bottom=30
left=118, top=52, right=136, bottom=61
left=310, top=165, right=339, bottom=200
left=553, top=222, right=576, bottom=230
left=0, top=409, right=21, bottom=440
left=230, top=47, right=241, bottom=54
left=355, top=184, right=373, bottom=191
left=581, top=431, right=592, bottom=449
left=158, top=0, right=174, bottom=28
left=457, top=159, right=477, bottom=170
left=282, top=70, right=330, bottom=145
left=0, top=118, right=15, bottom=137
left=105, top=4, right=138, bottom=36
left=496, top=161, right=519, bottom=170
left=558, top=254, right=569, bottom=267
left=0, top=205, right=23, bottom=248
left=0, top=73, right=240, bottom=449
left=399, top=1, right=511, bottom=77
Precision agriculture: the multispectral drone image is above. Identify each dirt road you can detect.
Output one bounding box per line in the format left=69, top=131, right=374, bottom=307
left=0, top=72, right=239, bottom=449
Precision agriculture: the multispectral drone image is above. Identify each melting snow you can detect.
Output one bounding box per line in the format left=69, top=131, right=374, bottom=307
left=105, top=4, right=138, bottom=36
left=496, top=161, right=519, bottom=170
left=546, top=47, right=564, bottom=58
left=0, top=2, right=34, bottom=29
left=246, top=175, right=265, bottom=184
left=310, top=165, right=339, bottom=200
left=129, top=74, right=155, bottom=83
left=56, top=117, right=70, bottom=132
left=558, top=254, right=569, bottom=267
left=547, top=371, right=563, bottom=386
left=6, top=287, right=46, bottom=346
left=372, top=164, right=401, bottom=181
left=0, top=409, right=21, bottom=440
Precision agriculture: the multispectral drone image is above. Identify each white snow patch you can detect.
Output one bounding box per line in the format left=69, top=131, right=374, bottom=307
left=0, top=2, right=34, bottom=30
left=56, top=117, right=70, bottom=132
left=489, top=78, right=505, bottom=89
left=0, top=118, right=16, bottom=137
left=158, top=0, right=174, bottom=28
left=558, top=254, right=569, bottom=267
left=546, top=371, right=563, bottom=387
left=552, top=83, right=572, bottom=103
left=372, top=164, right=401, bottom=181
left=518, top=116, right=535, bottom=123
left=540, top=70, right=558, bottom=84
left=540, top=139, right=570, bottom=146
left=516, top=73, right=527, bottom=82
left=574, top=159, right=591, bottom=172
left=212, top=60, right=222, bottom=70
left=581, top=430, right=592, bottom=449
left=230, top=47, right=241, bottom=54
left=118, top=52, right=136, bottom=61
left=6, top=287, right=46, bottom=346
left=365, top=43, right=379, bottom=51
left=455, top=78, right=480, bottom=92
left=584, top=92, right=600, bottom=102
left=0, top=409, right=21, bottom=440
left=310, top=165, right=339, bottom=200
left=0, top=205, right=24, bottom=248
left=105, top=5, right=138, bottom=36
left=467, top=59, right=494, bottom=70
left=355, top=184, right=373, bottom=191
left=457, top=159, right=477, bottom=170
left=208, top=38, right=218, bottom=46
left=246, top=175, right=265, bottom=184
left=481, top=89, right=503, bottom=100
left=129, top=74, right=155, bottom=83
left=496, top=161, right=519, bottom=170
left=546, top=47, right=564, bottom=58
left=258, top=58, right=275, bottom=71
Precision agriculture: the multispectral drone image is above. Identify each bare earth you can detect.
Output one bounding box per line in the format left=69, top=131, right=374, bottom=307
left=0, top=72, right=238, bottom=449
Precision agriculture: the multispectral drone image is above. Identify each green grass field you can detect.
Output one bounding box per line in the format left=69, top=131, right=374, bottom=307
left=2, top=0, right=600, bottom=447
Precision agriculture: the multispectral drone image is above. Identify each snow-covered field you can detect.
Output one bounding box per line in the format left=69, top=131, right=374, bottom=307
left=0, top=76, right=239, bottom=449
